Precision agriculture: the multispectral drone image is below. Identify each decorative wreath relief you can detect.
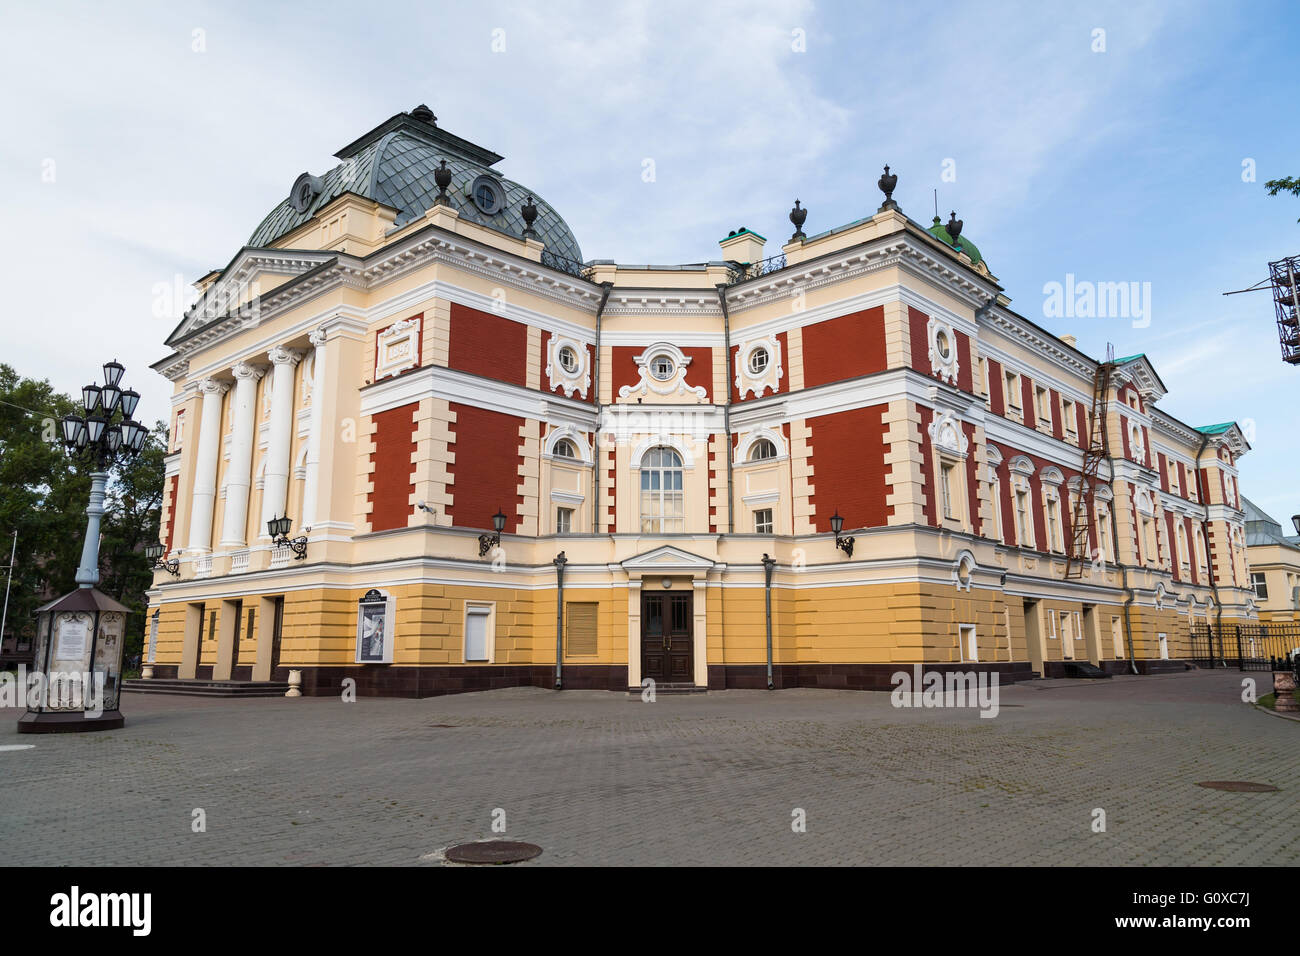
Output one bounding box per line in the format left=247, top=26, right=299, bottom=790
left=927, top=315, right=959, bottom=384
left=375, top=316, right=421, bottom=380
left=619, top=342, right=707, bottom=403
left=927, top=410, right=969, bottom=457
left=545, top=335, right=590, bottom=398
left=734, top=333, right=783, bottom=399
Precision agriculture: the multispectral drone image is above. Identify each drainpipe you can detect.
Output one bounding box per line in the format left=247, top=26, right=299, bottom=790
left=591, top=281, right=613, bottom=535
left=1104, top=450, right=1139, bottom=675
left=715, top=284, right=735, bottom=533
left=761, top=553, right=776, bottom=689
left=553, top=551, right=567, bottom=689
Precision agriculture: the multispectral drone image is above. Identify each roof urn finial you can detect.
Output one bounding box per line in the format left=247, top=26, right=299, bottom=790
left=789, top=199, right=808, bottom=241
left=877, top=164, right=899, bottom=211
left=433, top=159, right=452, bottom=205
left=521, top=195, right=539, bottom=238
left=947, top=210, right=964, bottom=247
left=411, top=104, right=436, bottom=124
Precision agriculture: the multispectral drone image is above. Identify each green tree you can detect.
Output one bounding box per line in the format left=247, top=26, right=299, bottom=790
left=0, top=365, right=88, bottom=648
left=0, top=365, right=163, bottom=663
left=1265, top=176, right=1300, bottom=222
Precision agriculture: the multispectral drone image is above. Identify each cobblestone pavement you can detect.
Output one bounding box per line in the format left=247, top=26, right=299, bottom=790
left=1, top=669, right=1296, bottom=866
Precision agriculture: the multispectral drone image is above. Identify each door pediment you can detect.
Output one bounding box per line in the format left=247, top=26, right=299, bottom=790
left=620, top=546, right=717, bottom=574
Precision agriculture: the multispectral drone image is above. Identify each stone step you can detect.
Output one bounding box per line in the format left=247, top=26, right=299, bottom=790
left=1063, top=662, right=1112, bottom=679
left=122, top=679, right=289, bottom=698
left=626, top=682, right=707, bottom=695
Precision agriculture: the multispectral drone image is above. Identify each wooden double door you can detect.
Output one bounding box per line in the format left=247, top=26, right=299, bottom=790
left=641, top=591, right=694, bottom=684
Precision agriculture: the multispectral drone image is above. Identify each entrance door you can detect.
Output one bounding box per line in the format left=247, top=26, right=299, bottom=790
left=270, top=597, right=284, bottom=674
left=641, top=591, right=693, bottom=684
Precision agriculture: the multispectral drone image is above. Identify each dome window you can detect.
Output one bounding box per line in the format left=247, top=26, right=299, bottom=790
left=470, top=174, right=504, bottom=215
left=290, top=172, right=324, bottom=214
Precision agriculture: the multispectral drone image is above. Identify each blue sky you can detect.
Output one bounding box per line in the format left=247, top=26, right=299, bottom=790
left=1, top=0, right=1296, bottom=515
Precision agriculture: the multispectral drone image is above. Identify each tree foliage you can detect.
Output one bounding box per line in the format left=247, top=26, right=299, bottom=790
left=1265, top=175, right=1300, bottom=222
left=0, top=364, right=163, bottom=658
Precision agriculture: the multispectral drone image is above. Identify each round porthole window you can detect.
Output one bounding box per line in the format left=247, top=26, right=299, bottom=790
left=558, top=345, right=579, bottom=374
left=748, top=347, right=769, bottom=375
left=935, top=329, right=953, bottom=362
left=470, top=175, right=504, bottom=215
left=649, top=354, right=675, bottom=381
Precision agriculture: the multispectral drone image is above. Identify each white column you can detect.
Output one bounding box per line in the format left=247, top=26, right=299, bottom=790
left=187, top=378, right=228, bottom=553
left=218, top=361, right=264, bottom=547
left=301, top=328, right=328, bottom=529
left=259, top=346, right=302, bottom=533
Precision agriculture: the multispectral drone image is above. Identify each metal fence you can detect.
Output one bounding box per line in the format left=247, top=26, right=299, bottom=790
left=1189, top=623, right=1300, bottom=672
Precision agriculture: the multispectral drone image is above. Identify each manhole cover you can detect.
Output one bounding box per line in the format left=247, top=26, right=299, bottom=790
left=445, top=841, right=542, bottom=864
left=1196, top=781, right=1279, bottom=792
left=427, top=724, right=457, bottom=728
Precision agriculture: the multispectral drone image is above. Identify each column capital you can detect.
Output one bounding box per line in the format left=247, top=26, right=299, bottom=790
left=198, top=378, right=229, bottom=396
left=232, top=361, right=267, bottom=382
left=308, top=327, right=329, bottom=349
left=267, top=346, right=304, bottom=367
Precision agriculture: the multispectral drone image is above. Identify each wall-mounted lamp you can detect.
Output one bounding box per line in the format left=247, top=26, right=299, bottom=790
left=478, top=508, right=507, bottom=557
left=1292, top=514, right=1300, bottom=536
left=144, top=542, right=180, bottom=576
left=830, top=510, right=855, bottom=558
left=268, top=514, right=308, bottom=560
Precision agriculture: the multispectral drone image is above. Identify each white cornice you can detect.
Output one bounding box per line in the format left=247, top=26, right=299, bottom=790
left=359, top=365, right=597, bottom=430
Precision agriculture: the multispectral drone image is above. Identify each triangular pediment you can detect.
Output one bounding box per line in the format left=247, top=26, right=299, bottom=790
left=621, top=546, right=717, bottom=572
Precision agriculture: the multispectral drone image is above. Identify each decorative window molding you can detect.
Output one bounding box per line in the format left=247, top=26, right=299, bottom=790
left=734, top=333, right=783, bottom=399
left=619, top=343, right=708, bottom=403
left=735, top=426, right=788, bottom=465
left=375, top=315, right=422, bottom=381
left=927, top=315, right=960, bottom=385
left=630, top=433, right=696, bottom=469
left=546, top=335, right=591, bottom=398
left=543, top=425, right=593, bottom=465
left=927, top=410, right=969, bottom=458
left=1039, top=466, right=1064, bottom=486
left=953, top=549, right=976, bottom=592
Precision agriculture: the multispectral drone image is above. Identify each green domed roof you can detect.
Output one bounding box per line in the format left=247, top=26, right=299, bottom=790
left=248, top=108, right=583, bottom=264
left=927, top=216, right=982, bottom=266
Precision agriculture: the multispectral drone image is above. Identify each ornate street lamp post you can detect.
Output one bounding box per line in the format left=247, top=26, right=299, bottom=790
left=19, top=360, right=147, bottom=734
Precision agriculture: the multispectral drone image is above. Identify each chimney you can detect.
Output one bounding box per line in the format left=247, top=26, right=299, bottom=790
left=718, top=227, right=766, bottom=265
left=1060, top=334, right=1077, bottom=348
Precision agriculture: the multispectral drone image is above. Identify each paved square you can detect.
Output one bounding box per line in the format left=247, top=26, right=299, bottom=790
left=2, top=669, right=1296, bottom=865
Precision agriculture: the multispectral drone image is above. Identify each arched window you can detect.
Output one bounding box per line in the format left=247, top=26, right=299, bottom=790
left=640, top=446, right=684, bottom=533
left=553, top=438, right=578, bottom=459
left=748, top=438, right=778, bottom=461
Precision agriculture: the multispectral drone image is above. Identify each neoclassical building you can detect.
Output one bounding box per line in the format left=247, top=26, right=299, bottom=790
left=142, top=105, right=1257, bottom=695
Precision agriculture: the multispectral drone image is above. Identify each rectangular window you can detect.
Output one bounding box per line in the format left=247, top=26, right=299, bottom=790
left=556, top=507, right=573, bottom=535
left=565, top=602, right=598, bottom=657
left=1047, top=610, right=1058, bottom=640
left=1035, top=386, right=1050, bottom=424
left=1252, top=572, right=1269, bottom=600
left=208, top=610, right=217, bottom=642
left=940, top=463, right=956, bottom=519
left=464, top=603, right=494, bottom=662
left=1005, top=371, right=1021, bottom=409
left=754, top=508, right=773, bottom=534
left=1063, top=400, right=1076, bottom=433
left=1046, top=496, right=1061, bottom=551
left=959, top=624, right=977, bottom=663
left=1015, top=489, right=1030, bottom=546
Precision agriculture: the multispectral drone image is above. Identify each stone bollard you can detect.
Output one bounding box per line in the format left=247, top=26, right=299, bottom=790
left=1273, top=668, right=1298, bottom=713
left=286, top=669, right=302, bottom=698
left=141, top=665, right=153, bottom=680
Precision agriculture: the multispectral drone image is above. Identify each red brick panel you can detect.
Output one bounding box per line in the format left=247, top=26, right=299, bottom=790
left=955, top=331, right=973, bottom=393
left=803, top=306, right=888, bottom=389
left=682, top=346, right=714, bottom=402
left=163, top=473, right=179, bottom=553
left=1158, top=454, right=1169, bottom=492
left=807, top=403, right=890, bottom=531
left=447, top=403, right=524, bottom=533
left=987, top=358, right=1005, bottom=416
left=917, top=406, right=937, bottom=527
left=368, top=403, right=418, bottom=532
left=1020, top=375, right=1035, bottom=424
left=1049, top=389, right=1064, bottom=440
left=449, top=303, right=528, bottom=388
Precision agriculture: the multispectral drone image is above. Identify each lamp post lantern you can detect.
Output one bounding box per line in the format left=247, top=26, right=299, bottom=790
left=19, top=360, right=148, bottom=734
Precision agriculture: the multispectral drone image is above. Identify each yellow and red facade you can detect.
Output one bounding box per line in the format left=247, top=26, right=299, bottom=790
left=142, top=107, right=1257, bottom=695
